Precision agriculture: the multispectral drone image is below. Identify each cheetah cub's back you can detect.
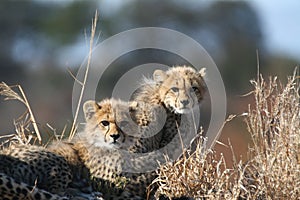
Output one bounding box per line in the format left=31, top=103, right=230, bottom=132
left=0, top=144, right=72, bottom=198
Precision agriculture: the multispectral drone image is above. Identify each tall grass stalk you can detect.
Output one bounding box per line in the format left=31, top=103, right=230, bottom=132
left=69, top=11, right=98, bottom=139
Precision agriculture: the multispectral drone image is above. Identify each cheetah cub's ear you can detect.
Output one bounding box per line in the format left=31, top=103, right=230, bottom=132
left=153, top=69, right=168, bottom=83
left=83, top=100, right=101, bottom=120
left=198, top=68, right=206, bottom=77
left=129, top=101, right=139, bottom=111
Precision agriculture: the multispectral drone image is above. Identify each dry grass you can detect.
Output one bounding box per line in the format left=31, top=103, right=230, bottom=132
left=154, top=68, right=300, bottom=199
left=0, top=82, right=42, bottom=146
left=152, top=138, right=241, bottom=199
left=242, top=69, right=300, bottom=199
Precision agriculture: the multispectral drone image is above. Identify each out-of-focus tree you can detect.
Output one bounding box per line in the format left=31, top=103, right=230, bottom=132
left=204, top=1, right=265, bottom=92
left=0, top=0, right=97, bottom=134
left=98, top=0, right=265, bottom=93
left=0, top=0, right=97, bottom=81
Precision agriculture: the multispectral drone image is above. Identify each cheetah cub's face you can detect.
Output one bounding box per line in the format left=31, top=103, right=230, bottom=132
left=154, top=66, right=206, bottom=114
left=83, top=99, right=139, bottom=148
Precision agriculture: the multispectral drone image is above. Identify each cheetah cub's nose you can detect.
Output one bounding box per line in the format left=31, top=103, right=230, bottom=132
left=181, top=100, right=189, bottom=106
left=110, top=133, right=120, bottom=142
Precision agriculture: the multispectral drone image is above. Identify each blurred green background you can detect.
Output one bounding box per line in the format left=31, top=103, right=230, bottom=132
left=0, top=0, right=299, bottom=159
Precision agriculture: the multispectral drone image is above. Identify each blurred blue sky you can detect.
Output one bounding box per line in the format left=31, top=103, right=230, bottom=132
left=250, top=0, right=300, bottom=60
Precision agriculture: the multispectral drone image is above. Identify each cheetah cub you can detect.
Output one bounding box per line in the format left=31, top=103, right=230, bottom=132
left=49, top=98, right=162, bottom=200
left=131, top=65, right=206, bottom=158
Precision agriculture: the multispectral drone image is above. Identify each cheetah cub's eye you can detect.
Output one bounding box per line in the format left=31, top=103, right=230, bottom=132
left=170, top=87, right=179, bottom=92
left=100, top=120, right=110, bottom=126
left=190, top=86, right=199, bottom=92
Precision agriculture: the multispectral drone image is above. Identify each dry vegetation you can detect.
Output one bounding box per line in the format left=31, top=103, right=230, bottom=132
left=152, top=137, right=243, bottom=199
left=0, top=82, right=43, bottom=147
left=242, top=70, right=300, bottom=199
left=154, top=69, right=300, bottom=199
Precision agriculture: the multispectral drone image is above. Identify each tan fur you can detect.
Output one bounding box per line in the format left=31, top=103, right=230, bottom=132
left=132, top=65, right=206, bottom=156
left=49, top=99, right=160, bottom=200
left=80, top=98, right=142, bottom=149
left=135, top=66, right=206, bottom=114
left=0, top=173, right=68, bottom=200
left=0, top=145, right=72, bottom=199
